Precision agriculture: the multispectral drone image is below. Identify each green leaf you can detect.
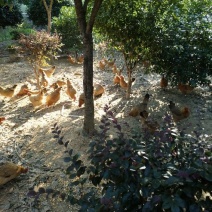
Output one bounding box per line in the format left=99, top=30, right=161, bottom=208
left=171, top=204, right=180, bottom=212
left=64, top=157, right=71, bottom=162
left=77, top=166, right=86, bottom=177
left=66, top=164, right=75, bottom=173
left=152, top=179, right=161, bottom=189
left=165, top=176, right=180, bottom=185
left=72, top=153, right=81, bottom=162
left=74, top=160, right=82, bottom=170
left=175, top=195, right=185, bottom=208
left=68, top=149, right=73, bottom=156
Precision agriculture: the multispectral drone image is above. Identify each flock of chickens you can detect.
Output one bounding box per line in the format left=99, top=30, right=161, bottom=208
left=97, top=58, right=192, bottom=133
left=0, top=57, right=106, bottom=112
left=0, top=55, right=193, bottom=186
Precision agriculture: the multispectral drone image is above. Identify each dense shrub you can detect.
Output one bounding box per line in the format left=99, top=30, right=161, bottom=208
left=28, top=105, right=212, bottom=211
left=27, top=0, right=70, bottom=27
left=52, top=6, right=83, bottom=51
left=0, top=4, right=23, bottom=28
left=144, top=0, right=212, bottom=86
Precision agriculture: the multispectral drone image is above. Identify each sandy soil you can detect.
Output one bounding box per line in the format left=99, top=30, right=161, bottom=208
left=0, top=44, right=211, bottom=211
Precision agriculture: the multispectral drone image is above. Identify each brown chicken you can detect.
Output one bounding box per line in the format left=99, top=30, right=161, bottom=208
left=178, top=83, right=194, bottom=94
left=119, top=76, right=136, bottom=89
left=46, top=87, right=62, bottom=107
left=93, top=84, right=105, bottom=98
left=40, top=70, right=49, bottom=87
left=160, top=75, right=168, bottom=90
left=129, top=94, right=150, bottom=117
left=78, top=93, right=85, bottom=107
left=27, top=89, right=45, bottom=108
left=50, top=82, right=59, bottom=90
left=56, top=79, right=66, bottom=87
left=113, top=74, right=121, bottom=85
left=39, top=66, right=56, bottom=78
left=0, top=161, right=28, bottom=186
left=168, top=101, right=190, bottom=122
left=24, top=87, right=48, bottom=95
left=98, top=59, right=107, bottom=70
left=0, top=85, right=17, bottom=98
left=140, top=111, right=160, bottom=133
left=119, top=75, right=128, bottom=90
left=66, top=79, right=77, bottom=101
left=106, top=58, right=116, bottom=68
left=68, top=55, right=77, bottom=65
left=0, top=117, right=6, bottom=125
left=50, top=79, right=66, bottom=90
left=16, top=84, right=29, bottom=97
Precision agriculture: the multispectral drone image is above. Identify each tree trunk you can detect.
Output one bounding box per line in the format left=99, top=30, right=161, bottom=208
left=74, top=0, right=103, bottom=135
left=42, top=0, right=53, bottom=34
left=83, top=33, right=95, bottom=134
left=123, top=52, right=133, bottom=99
left=126, top=67, right=132, bottom=99
left=47, top=10, right=52, bottom=34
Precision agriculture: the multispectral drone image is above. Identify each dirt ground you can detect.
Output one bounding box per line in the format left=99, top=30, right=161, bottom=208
left=0, top=43, right=211, bottom=211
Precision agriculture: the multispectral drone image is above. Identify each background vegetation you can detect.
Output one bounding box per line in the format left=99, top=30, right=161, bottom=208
left=27, top=0, right=70, bottom=28
left=0, top=3, right=23, bottom=28
left=52, top=6, right=83, bottom=51
left=95, top=0, right=212, bottom=87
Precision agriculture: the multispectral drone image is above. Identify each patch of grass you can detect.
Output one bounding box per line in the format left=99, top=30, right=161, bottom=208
left=0, top=26, right=14, bottom=42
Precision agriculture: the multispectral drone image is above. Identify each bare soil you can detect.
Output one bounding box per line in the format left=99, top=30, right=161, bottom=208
left=0, top=42, right=211, bottom=211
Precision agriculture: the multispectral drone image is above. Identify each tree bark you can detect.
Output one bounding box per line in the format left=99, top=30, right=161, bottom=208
left=42, top=0, right=53, bottom=34
left=83, top=33, right=95, bottom=134
left=74, top=0, right=103, bottom=135
left=126, top=68, right=132, bottom=99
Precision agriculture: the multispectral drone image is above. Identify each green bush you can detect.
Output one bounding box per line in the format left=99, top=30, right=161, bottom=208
left=52, top=6, right=83, bottom=51
left=28, top=105, right=212, bottom=211
left=141, top=0, right=212, bottom=86
left=0, top=4, right=23, bottom=28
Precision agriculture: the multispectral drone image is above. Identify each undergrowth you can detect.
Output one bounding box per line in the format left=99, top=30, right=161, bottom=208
left=28, top=104, right=212, bottom=211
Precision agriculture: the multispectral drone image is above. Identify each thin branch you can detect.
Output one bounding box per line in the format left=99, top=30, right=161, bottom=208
left=42, top=0, right=49, bottom=11
left=87, top=0, right=103, bottom=33
left=49, top=0, right=53, bottom=12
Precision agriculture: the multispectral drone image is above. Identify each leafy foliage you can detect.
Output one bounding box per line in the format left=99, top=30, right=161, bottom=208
left=52, top=6, right=83, bottom=51
left=28, top=105, right=212, bottom=211
left=95, top=0, right=145, bottom=98
left=27, top=0, right=70, bottom=27
left=95, top=0, right=212, bottom=87
left=0, top=3, right=23, bottom=28
left=18, top=30, right=62, bottom=87
left=142, top=0, right=212, bottom=86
